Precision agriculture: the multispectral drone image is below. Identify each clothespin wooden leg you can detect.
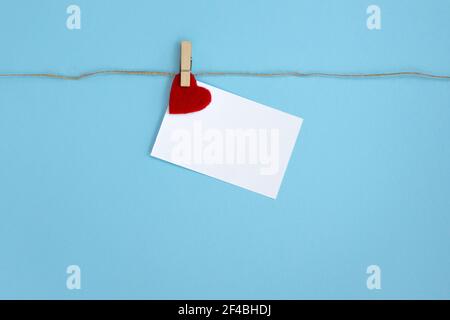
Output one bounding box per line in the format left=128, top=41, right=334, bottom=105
left=180, top=41, right=192, bottom=87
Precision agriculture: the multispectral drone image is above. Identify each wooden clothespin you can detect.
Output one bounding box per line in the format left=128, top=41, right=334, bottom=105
left=180, top=41, right=192, bottom=87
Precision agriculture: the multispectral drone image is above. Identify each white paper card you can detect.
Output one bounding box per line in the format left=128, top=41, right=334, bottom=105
left=151, top=82, right=303, bottom=198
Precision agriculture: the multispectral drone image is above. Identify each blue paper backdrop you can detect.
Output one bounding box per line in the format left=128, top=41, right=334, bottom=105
left=0, top=0, right=449, bottom=299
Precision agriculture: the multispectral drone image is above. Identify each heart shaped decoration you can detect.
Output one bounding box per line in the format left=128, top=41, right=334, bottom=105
left=169, top=73, right=212, bottom=114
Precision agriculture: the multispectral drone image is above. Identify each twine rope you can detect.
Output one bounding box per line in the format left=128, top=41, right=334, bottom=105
left=0, top=70, right=449, bottom=80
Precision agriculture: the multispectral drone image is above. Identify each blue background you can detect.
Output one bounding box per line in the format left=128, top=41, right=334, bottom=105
left=0, top=0, right=449, bottom=299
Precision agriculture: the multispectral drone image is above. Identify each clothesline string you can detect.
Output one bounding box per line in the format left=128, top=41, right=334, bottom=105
left=0, top=70, right=450, bottom=80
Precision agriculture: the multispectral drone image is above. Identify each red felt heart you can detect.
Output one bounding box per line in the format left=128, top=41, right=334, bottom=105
left=169, top=73, right=212, bottom=114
